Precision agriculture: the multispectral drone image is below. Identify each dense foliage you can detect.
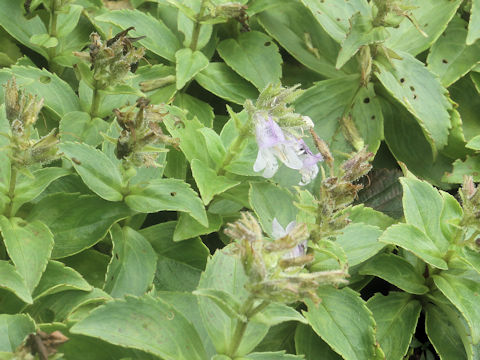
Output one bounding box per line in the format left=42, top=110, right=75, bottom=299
left=0, top=0, right=479, bottom=359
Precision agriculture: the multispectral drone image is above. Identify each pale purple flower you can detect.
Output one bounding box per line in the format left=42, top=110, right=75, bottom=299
left=272, top=218, right=308, bottom=260
left=253, top=113, right=303, bottom=178
left=295, top=139, right=324, bottom=186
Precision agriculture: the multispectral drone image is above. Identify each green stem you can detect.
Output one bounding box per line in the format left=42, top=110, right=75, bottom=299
left=227, top=296, right=267, bottom=357
left=190, top=0, right=207, bottom=51
left=90, top=82, right=102, bottom=118
left=47, top=1, right=59, bottom=66
left=4, top=167, right=17, bottom=218
left=217, top=122, right=250, bottom=176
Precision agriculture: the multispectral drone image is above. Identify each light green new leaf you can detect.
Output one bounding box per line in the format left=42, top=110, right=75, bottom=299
left=439, top=190, right=463, bottom=243
left=433, top=271, right=480, bottom=344
left=27, top=193, right=133, bottom=258
left=360, top=254, right=429, bottom=294
left=13, top=167, right=71, bottom=214
left=60, top=111, right=109, bottom=147
left=104, top=225, right=157, bottom=298
left=443, top=156, right=480, bottom=183
left=300, top=0, right=371, bottom=43
left=304, top=287, right=376, bottom=360
left=379, top=224, right=448, bottom=269
left=191, top=159, right=240, bottom=205
left=95, top=10, right=180, bottom=62
left=217, top=31, right=282, bottom=90
left=347, top=205, right=395, bottom=230
left=467, top=0, right=480, bottom=44
left=400, top=177, right=449, bottom=252
left=125, top=178, right=207, bottom=226
left=195, top=62, right=259, bottom=104
left=0, top=261, right=32, bottom=304
left=175, top=48, right=209, bottom=89
left=197, top=249, right=269, bottom=355
left=71, top=295, right=208, bottom=360
left=385, top=0, right=462, bottom=55
left=425, top=303, right=469, bottom=360
left=367, top=292, right=421, bottom=360
left=337, top=13, right=389, bottom=69
left=249, top=182, right=297, bottom=238
left=0, top=0, right=48, bottom=58
left=459, top=247, right=480, bottom=276
left=140, top=221, right=209, bottom=269
left=251, top=303, right=307, bottom=327
left=295, top=324, right=342, bottom=360
left=336, top=223, right=385, bottom=267
left=60, top=142, right=124, bottom=202
left=467, top=135, right=480, bottom=150
left=0, top=314, right=35, bottom=352
left=56, top=4, right=83, bottom=38
left=29, top=34, right=58, bottom=48
left=375, top=52, right=452, bottom=153
left=0, top=66, right=80, bottom=117
left=33, top=260, right=92, bottom=300
left=177, top=2, right=213, bottom=51
left=173, top=212, right=222, bottom=241
left=257, top=1, right=345, bottom=78
left=0, top=217, right=53, bottom=293
left=427, top=16, right=480, bottom=87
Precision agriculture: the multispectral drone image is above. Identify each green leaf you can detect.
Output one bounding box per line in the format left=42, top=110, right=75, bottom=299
left=0, top=0, right=48, bottom=58
left=29, top=34, right=58, bottom=48
left=400, top=177, right=449, bottom=253
left=175, top=48, right=209, bottom=89
left=242, top=352, right=304, bottom=360
left=439, top=190, right=463, bottom=242
left=154, top=255, right=202, bottom=292
left=60, top=111, right=109, bottom=147
left=295, top=323, right=342, bottom=360
left=217, top=31, right=282, bottom=90
left=94, top=10, right=180, bottom=62
left=433, top=271, right=480, bottom=343
left=359, top=254, right=429, bottom=294
left=335, top=223, right=385, bottom=267
left=0, top=65, right=80, bottom=117
left=374, top=52, right=452, bottom=153
left=125, top=178, right=207, bottom=226
left=252, top=303, right=307, bottom=327
left=444, top=155, right=480, bottom=183
left=140, top=221, right=209, bottom=269
left=27, top=193, right=133, bottom=258
left=56, top=4, right=83, bottom=38
left=300, top=0, right=370, bottom=43
left=257, top=1, right=345, bottom=78
left=304, top=287, right=376, bottom=360
left=194, top=288, right=245, bottom=321
left=71, top=295, right=208, bottom=360
left=367, top=292, right=421, bottom=360
left=337, top=13, right=389, bottom=69
left=177, top=2, right=212, bottom=51
left=0, top=217, right=53, bottom=293
left=197, top=249, right=269, bottom=355
left=60, top=142, right=124, bottom=202
left=427, top=16, right=480, bottom=87
left=249, top=182, right=297, bottom=237
left=459, top=247, right=480, bottom=276
left=13, top=167, right=71, bottom=214
left=347, top=205, right=396, bottom=230
left=379, top=224, right=448, bottom=269
left=0, top=261, right=32, bottom=304
left=467, top=0, right=480, bottom=44
left=27, top=288, right=111, bottom=323
left=425, top=303, right=469, bottom=360
left=0, top=314, right=35, bottom=352
left=173, top=93, right=214, bottom=127
left=173, top=212, right=222, bottom=241
left=63, top=250, right=110, bottom=289
left=33, top=260, right=92, bottom=300
left=467, top=135, right=480, bottom=150
left=195, top=62, right=259, bottom=104
left=104, top=225, right=157, bottom=298
left=384, top=0, right=462, bottom=55
left=191, top=159, right=240, bottom=205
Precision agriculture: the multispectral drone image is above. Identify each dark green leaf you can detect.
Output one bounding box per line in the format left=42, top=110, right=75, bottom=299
left=173, top=212, right=222, bottom=241
left=295, top=323, right=341, bottom=360
left=60, top=111, right=109, bottom=147
left=0, top=314, right=35, bottom=352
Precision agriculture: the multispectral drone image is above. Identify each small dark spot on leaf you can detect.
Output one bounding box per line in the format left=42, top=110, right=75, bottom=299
left=363, top=97, right=370, bottom=104
left=473, top=172, right=479, bottom=177
left=170, top=192, right=176, bottom=196
left=410, top=86, right=415, bottom=91
left=264, top=41, right=271, bottom=46
left=424, top=23, right=428, bottom=27
left=115, top=253, right=119, bottom=260
left=413, top=94, right=417, bottom=100
left=71, top=157, right=81, bottom=165
left=400, top=78, right=405, bottom=83
left=336, top=18, right=341, bottom=21
left=442, top=59, right=448, bottom=64
left=371, top=115, right=375, bottom=120
left=39, top=76, right=51, bottom=84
